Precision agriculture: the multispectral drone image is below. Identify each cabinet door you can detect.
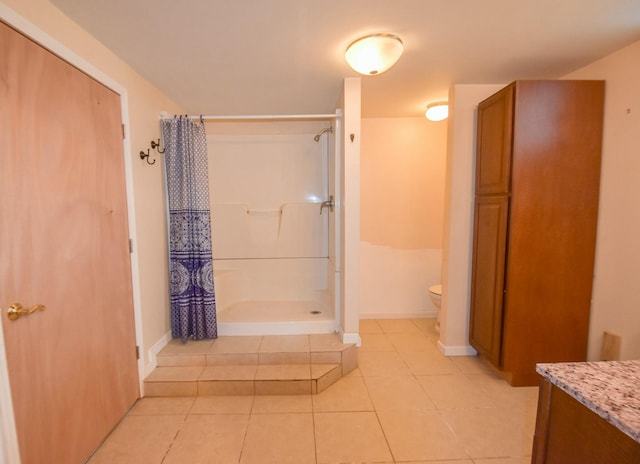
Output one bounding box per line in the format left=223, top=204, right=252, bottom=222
left=469, top=196, right=509, bottom=366
left=475, top=84, right=514, bottom=195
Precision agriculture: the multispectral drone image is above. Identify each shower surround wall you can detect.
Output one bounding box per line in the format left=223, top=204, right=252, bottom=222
left=206, top=121, right=337, bottom=335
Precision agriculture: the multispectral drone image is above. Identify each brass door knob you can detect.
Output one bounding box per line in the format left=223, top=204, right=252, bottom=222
left=7, top=303, right=46, bottom=321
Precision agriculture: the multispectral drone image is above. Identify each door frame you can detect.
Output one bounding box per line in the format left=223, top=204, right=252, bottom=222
left=0, top=5, right=145, bottom=463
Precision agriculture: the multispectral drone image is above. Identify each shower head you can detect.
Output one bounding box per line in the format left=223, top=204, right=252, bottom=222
left=313, top=126, right=334, bottom=141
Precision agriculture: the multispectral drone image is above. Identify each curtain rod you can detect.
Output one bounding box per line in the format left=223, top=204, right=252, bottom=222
left=160, top=113, right=339, bottom=121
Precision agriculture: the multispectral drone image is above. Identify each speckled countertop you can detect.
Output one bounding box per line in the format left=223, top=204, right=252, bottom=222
left=537, top=360, right=640, bottom=443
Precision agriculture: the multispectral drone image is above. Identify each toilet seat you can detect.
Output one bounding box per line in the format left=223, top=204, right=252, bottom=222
left=429, top=284, right=442, bottom=296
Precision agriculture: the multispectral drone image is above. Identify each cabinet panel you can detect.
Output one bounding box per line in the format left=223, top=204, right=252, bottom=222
left=501, top=80, right=604, bottom=386
left=469, top=196, right=509, bottom=366
left=470, top=80, right=604, bottom=386
left=533, top=381, right=640, bottom=464
left=475, top=84, right=513, bottom=195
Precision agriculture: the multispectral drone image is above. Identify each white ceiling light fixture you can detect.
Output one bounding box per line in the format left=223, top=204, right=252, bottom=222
left=345, top=33, right=404, bottom=76
left=425, top=101, right=449, bottom=121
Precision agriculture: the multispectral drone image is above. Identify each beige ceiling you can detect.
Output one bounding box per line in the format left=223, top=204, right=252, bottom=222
left=51, top=0, right=640, bottom=118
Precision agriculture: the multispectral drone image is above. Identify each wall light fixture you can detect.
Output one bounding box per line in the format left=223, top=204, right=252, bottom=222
left=425, top=102, right=449, bottom=121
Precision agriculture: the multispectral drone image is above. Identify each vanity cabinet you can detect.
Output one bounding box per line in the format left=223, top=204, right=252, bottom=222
left=533, top=361, right=640, bottom=464
left=469, top=80, right=605, bottom=386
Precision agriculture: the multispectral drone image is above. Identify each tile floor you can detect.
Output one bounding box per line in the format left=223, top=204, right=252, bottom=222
left=144, top=332, right=357, bottom=396
left=87, top=318, right=539, bottom=464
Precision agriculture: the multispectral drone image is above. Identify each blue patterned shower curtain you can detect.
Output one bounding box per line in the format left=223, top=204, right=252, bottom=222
left=162, top=116, right=217, bottom=342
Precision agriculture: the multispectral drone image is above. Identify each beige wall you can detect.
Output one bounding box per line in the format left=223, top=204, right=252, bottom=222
left=564, top=40, right=640, bottom=360
left=361, top=118, right=447, bottom=249
left=441, top=40, right=640, bottom=360
left=439, top=84, right=504, bottom=354
left=1, top=0, right=183, bottom=371
left=338, top=78, right=362, bottom=342
left=359, top=117, right=447, bottom=318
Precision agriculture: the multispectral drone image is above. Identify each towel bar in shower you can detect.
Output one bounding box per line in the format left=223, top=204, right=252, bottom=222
left=246, top=209, right=282, bottom=215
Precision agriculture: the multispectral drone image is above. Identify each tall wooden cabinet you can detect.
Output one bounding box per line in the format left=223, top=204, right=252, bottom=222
left=469, top=80, right=605, bottom=386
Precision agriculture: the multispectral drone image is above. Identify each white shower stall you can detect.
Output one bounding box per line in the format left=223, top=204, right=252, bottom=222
left=206, top=118, right=341, bottom=335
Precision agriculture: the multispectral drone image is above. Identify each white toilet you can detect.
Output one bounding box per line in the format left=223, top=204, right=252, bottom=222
left=428, top=284, right=442, bottom=332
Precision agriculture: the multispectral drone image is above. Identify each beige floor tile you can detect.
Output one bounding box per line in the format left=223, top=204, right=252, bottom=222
left=255, top=364, right=311, bottom=380
left=487, top=401, right=539, bottom=440
left=359, top=333, right=395, bottom=352
left=474, top=458, right=532, bottom=464
left=206, top=352, right=259, bottom=365
left=377, top=318, right=422, bottom=333
left=157, top=353, right=207, bottom=367
left=442, top=407, right=534, bottom=459
left=254, top=379, right=312, bottom=395
left=450, top=354, right=496, bottom=374
left=208, top=335, right=262, bottom=354
left=312, top=375, right=374, bottom=412
left=94, top=321, right=538, bottom=463
left=467, top=373, right=540, bottom=413
left=240, top=413, right=316, bottom=464
left=364, top=375, right=436, bottom=411
left=344, top=366, right=362, bottom=377
left=145, top=365, right=204, bottom=382
left=411, top=317, right=438, bottom=333
left=252, top=395, right=312, bottom=413
left=309, top=333, right=349, bottom=351
left=385, top=332, right=435, bottom=352
left=519, top=402, right=540, bottom=438
left=314, top=411, right=393, bottom=463
left=198, top=379, right=254, bottom=396
left=144, top=381, right=198, bottom=397
left=311, top=350, right=341, bottom=363
left=163, top=414, right=249, bottom=464
left=341, top=344, right=359, bottom=375
left=87, top=415, right=185, bottom=464
left=129, top=397, right=195, bottom=415
left=358, top=351, right=413, bottom=377
left=405, top=461, right=472, bottom=464
left=190, top=395, right=254, bottom=414
left=259, top=334, right=309, bottom=352
left=258, top=351, right=310, bottom=364
left=160, top=338, right=214, bottom=355
left=199, top=365, right=257, bottom=381
left=417, top=373, right=496, bottom=409
left=359, top=318, right=383, bottom=333
left=314, top=364, right=342, bottom=393
left=376, top=409, right=469, bottom=462
left=311, top=363, right=339, bottom=377
left=399, top=349, right=460, bottom=375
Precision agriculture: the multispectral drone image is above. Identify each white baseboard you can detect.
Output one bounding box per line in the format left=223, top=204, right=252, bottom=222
left=144, top=331, right=172, bottom=378
left=341, top=331, right=362, bottom=347
left=437, top=340, right=478, bottom=356
left=359, top=310, right=438, bottom=320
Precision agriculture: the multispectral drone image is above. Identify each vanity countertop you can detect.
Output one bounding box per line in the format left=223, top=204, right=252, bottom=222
left=536, top=360, right=640, bottom=443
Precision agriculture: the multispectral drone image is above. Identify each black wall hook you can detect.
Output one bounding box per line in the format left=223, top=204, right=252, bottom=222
left=140, top=138, right=165, bottom=165
left=150, top=139, right=165, bottom=153
left=139, top=149, right=156, bottom=165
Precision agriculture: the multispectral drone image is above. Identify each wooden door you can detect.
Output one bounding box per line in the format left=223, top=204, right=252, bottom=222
left=0, top=22, right=139, bottom=464
left=475, top=84, right=513, bottom=195
left=469, top=196, right=509, bottom=366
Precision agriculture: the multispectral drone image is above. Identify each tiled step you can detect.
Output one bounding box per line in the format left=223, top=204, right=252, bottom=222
left=144, top=333, right=357, bottom=396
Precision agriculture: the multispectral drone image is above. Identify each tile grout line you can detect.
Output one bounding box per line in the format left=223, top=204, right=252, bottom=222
left=159, top=416, right=187, bottom=464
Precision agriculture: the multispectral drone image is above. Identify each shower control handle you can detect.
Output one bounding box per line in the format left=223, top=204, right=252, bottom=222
left=320, top=196, right=335, bottom=214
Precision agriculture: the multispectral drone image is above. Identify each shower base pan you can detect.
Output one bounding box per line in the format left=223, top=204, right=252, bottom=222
left=217, top=300, right=337, bottom=336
